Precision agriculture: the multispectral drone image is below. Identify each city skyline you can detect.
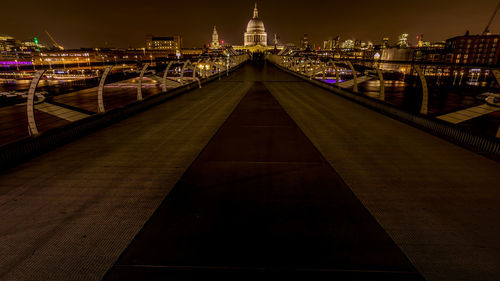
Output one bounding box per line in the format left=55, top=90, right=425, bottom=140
left=2, top=0, right=500, bottom=49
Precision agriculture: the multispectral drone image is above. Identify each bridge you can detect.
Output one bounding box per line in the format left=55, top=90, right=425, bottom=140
left=0, top=55, right=499, bottom=280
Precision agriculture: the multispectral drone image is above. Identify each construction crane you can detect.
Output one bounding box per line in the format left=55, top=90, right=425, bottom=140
left=483, top=0, right=500, bottom=35
left=44, top=30, right=64, bottom=50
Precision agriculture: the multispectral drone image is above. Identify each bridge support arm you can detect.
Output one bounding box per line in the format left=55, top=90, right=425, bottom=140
left=138, top=63, right=150, bottom=101
left=193, top=65, right=201, bottom=88
left=27, top=70, right=46, bottom=136
left=98, top=66, right=113, bottom=113
left=180, top=61, right=192, bottom=85
left=346, top=61, right=358, bottom=92
left=322, top=64, right=326, bottom=82
left=376, top=68, right=385, bottom=100
left=162, top=61, right=174, bottom=92
left=415, top=66, right=429, bottom=115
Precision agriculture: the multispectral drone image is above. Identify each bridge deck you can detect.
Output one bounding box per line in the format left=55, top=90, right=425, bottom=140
left=103, top=80, right=423, bottom=280
left=0, top=74, right=252, bottom=280
left=265, top=69, right=500, bottom=281
left=0, top=63, right=499, bottom=281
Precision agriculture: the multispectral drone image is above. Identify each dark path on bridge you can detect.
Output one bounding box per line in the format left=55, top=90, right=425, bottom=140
left=103, top=69, right=423, bottom=280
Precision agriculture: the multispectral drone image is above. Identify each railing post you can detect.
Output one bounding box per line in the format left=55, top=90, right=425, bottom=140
left=309, top=60, right=315, bottom=80
left=180, top=60, right=191, bottom=84
left=193, top=63, right=201, bottom=88
left=322, top=63, right=326, bottom=82
left=376, top=68, right=385, bottom=100
left=218, top=58, right=223, bottom=80
left=415, top=66, right=429, bottom=115
left=197, top=59, right=203, bottom=79
left=137, top=63, right=150, bottom=101
left=205, top=59, right=212, bottom=78
left=27, top=70, right=46, bottom=136
left=97, top=66, right=113, bottom=114
left=162, top=61, right=174, bottom=92
left=206, top=59, right=212, bottom=78
left=335, top=63, right=340, bottom=87
left=346, top=61, right=358, bottom=92
left=330, top=61, right=340, bottom=87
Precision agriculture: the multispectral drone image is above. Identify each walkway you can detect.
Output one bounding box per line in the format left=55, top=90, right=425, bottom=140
left=266, top=71, right=500, bottom=281
left=103, top=81, right=422, bottom=280
left=0, top=72, right=251, bottom=281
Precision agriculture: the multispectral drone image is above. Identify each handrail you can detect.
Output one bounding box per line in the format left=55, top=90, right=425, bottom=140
left=267, top=54, right=500, bottom=158
left=0, top=55, right=250, bottom=148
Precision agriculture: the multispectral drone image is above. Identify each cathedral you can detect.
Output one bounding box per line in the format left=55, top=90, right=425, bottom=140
left=244, top=3, right=267, bottom=47
left=213, top=3, right=283, bottom=53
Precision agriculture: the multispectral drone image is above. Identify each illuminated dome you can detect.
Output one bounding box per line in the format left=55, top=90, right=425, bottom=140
left=247, top=18, right=266, bottom=33
left=244, top=3, right=267, bottom=47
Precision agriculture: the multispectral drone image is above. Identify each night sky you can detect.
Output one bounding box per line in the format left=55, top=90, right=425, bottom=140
left=2, top=0, right=500, bottom=49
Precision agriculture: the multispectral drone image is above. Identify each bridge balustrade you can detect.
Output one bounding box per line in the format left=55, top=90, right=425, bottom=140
left=0, top=54, right=249, bottom=149
left=267, top=54, right=500, bottom=158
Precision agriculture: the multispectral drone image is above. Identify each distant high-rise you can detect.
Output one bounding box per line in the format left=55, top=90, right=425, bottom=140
left=397, top=33, right=409, bottom=48
left=0, top=35, right=19, bottom=52
left=323, top=37, right=334, bottom=50
left=382, top=37, right=390, bottom=48
left=301, top=34, right=310, bottom=50
left=342, top=39, right=354, bottom=49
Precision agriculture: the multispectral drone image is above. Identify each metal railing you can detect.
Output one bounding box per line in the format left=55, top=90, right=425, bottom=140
left=0, top=54, right=249, bottom=148
left=268, top=54, right=500, bottom=159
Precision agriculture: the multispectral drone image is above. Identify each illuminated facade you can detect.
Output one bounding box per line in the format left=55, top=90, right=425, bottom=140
left=210, top=26, right=221, bottom=49
left=342, top=40, right=354, bottom=50
left=244, top=4, right=267, bottom=47
left=146, top=36, right=182, bottom=51
left=0, top=35, right=19, bottom=52
left=446, top=34, right=500, bottom=65
left=397, top=33, right=409, bottom=48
